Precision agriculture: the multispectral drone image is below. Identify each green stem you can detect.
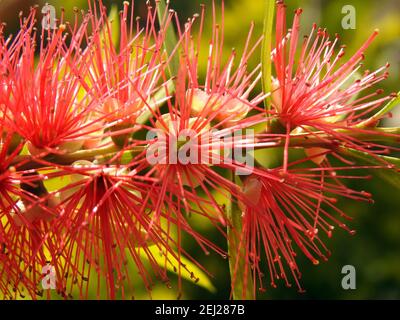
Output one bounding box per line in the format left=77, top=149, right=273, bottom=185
left=226, top=173, right=254, bottom=300
left=261, top=0, right=276, bottom=112
left=356, top=91, right=400, bottom=128
left=11, top=127, right=399, bottom=171
left=12, top=145, right=143, bottom=171
left=270, top=127, right=400, bottom=148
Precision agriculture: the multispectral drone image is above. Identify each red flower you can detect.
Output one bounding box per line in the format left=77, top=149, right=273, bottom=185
left=140, top=1, right=271, bottom=224
left=3, top=8, right=98, bottom=155
left=0, top=128, right=61, bottom=299
left=52, top=162, right=217, bottom=299
left=271, top=2, right=398, bottom=170
left=181, top=1, right=267, bottom=128
left=87, top=0, right=174, bottom=135
left=234, top=164, right=371, bottom=296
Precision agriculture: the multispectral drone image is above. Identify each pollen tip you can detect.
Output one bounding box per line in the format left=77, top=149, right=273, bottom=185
left=295, top=8, right=303, bottom=15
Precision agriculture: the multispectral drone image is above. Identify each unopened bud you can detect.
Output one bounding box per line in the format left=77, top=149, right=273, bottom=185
left=238, top=176, right=263, bottom=211
left=187, top=89, right=249, bottom=126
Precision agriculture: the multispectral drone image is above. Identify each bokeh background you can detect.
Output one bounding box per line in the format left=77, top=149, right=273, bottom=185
left=1, top=0, right=399, bottom=299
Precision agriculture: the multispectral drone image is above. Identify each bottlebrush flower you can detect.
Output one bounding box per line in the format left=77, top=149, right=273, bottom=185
left=86, top=0, right=174, bottom=146
left=180, top=2, right=267, bottom=127
left=51, top=162, right=219, bottom=299
left=0, top=128, right=61, bottom=299
left=143, top=61, right=263, bottom=232
left=270, top=1, right=399, bottom=169
left=140, top=2, right=273, bottom=224
left=234, top=164, right=372, bottom=297
left=2, top=7, right=100, bottom=156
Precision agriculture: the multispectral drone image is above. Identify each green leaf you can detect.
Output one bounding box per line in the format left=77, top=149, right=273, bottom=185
left=261, top=0, right=275, bottom=111
left=339, top=147, right=400, bottom=188
left=157, top=0, right=180, bottom=77
left=108, top=5, right=120, bottom=49
left=140, top=246, right=217, bottom=294
left=357, top=91, right=400, bottom=128
left=98, top=5, right=120, bottom=50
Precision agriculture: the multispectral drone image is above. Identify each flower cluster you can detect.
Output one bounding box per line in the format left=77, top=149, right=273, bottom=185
left=0, top=0, right=399, bottom=300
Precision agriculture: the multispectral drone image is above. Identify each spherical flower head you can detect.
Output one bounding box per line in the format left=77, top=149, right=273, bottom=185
left=179, top=2, right=266, bottom=128
left=87, top=0, right=174, bottom=142
left=234, top=166, right=370, bottom=295
left=268, top=2, right=399, bottom=170
left=52, top=161, right=217, bottom=299
left=271, top=3, right=391, bottom=130
left=152, top=113, right=210, bottom=187
left=3, top=9, right=99, bottom=155
left=0, top=132, right=61, bottom=298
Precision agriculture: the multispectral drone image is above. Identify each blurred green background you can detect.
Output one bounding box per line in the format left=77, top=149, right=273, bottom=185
left=1, top=0, right=399, bottom=299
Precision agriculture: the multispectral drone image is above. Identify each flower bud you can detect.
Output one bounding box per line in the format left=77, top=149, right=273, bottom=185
left=12, top=172, right=58, bottom=226
left=188, top=88, right=214, bottom=115
left=103, top=98, right=137, bottom=147
left=216, top=97, right=250, bottom=125
left=11, top=197, right=58, bottom=227
left=27, top=140, right=84, bottom=156
left=155, top=113, right=176, bottom=131
left=187, top=89, right=250, bottom=126
left=103, top=97, right=140, bottom=123
left=238, top=176, right=263, bottom=211
left=83, top=121, right=105, bottom=149
left=271, top=77, right=282, bottom=112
